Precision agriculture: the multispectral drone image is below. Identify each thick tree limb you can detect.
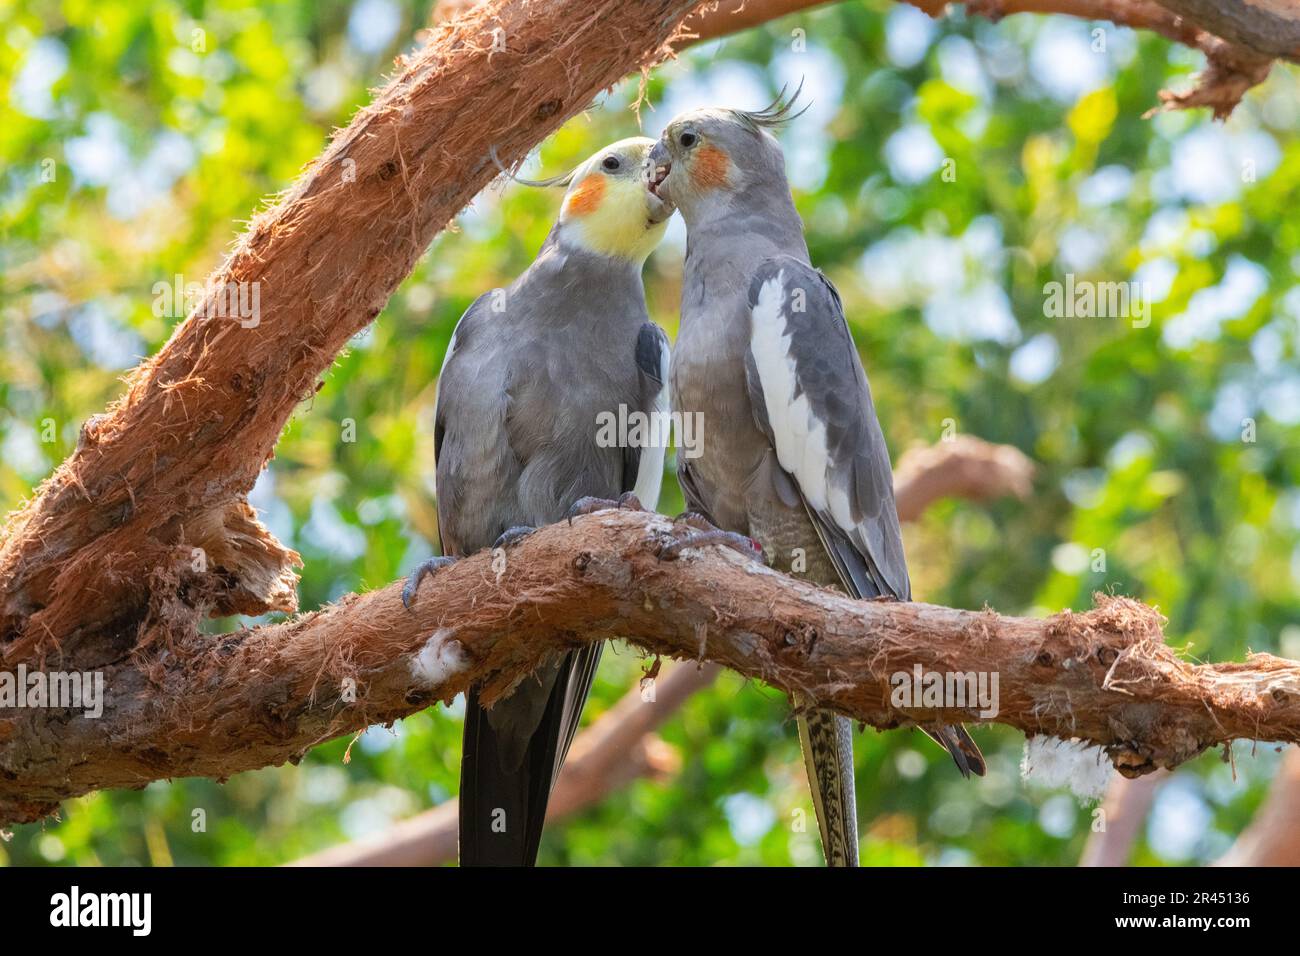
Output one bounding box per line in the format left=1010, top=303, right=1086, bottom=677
left=6, top=507, right=1300, bottom=828
left=674, top=0, right=1284, bottom=117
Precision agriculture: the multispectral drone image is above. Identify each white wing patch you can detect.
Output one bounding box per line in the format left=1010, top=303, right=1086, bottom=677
left=631, top=338, right=670, bottom=510
left=750, top=273, right=853, bottom=531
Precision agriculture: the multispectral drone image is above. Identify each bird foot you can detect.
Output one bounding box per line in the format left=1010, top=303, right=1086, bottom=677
left=566, top=492, right=646, bottom=524
left=401, top=555, right=458, bottom=609
left=493, top=525, right=536, bottom=550
left=657, top=524, right=765, bottom=562
left=672, top=511, right=717, bottom=532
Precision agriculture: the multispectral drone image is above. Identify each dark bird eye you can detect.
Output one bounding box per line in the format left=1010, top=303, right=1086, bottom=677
left=601, top=155, right=620, bottom=171
left=679, top=131, right=698, bottom=148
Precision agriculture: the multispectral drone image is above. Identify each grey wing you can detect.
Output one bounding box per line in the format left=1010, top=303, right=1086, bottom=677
left=742, top=255, right=910, bottom=601
left=433, top=293, right=524, bottom=557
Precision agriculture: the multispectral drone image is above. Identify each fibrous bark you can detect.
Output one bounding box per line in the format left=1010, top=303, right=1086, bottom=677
left=5, top=506, right=1300, bottom=828
left=678, top=0, right=1289, bottom=118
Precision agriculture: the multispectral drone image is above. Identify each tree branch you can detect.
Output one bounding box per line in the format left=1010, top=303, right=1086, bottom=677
left=893, top=436, right=1034, bottom=520
left=6, top=506, right=1300, bottom=828
left=673, top=0, right=834, bottom=46
left=675, top=0, right=1284, bottom=118
left=919, top=0, right=1279, bottom=119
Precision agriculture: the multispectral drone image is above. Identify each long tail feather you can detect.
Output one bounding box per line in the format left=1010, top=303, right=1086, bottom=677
left=796, top=698, right=858, bottom=867
left=458, top=645, right=601, bottom=866
left=925, top=724, right=987, bottom=778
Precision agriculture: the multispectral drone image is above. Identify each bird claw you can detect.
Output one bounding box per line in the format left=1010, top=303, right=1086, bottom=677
left=673, top=510, right=717, bottom=533
left=401, top=555, right=458, bottom=609
left=657, top=527, right=765, bottom=562
left=566, top=492, right=646, bottom=524
left=493, top=525, right=536, bottom=550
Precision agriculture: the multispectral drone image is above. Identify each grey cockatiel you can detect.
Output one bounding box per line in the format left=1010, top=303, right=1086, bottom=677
left=645, top=96, right=984, bottom=867
left=403, top=137, right=674, bottom=866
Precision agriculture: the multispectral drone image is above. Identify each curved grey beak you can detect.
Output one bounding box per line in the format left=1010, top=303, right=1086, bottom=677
left=644, top=139, right=672, bottom=204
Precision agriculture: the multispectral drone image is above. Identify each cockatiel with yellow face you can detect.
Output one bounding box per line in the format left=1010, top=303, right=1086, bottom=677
left=403, top=137, right=674, bottom=866
left=645, top=96, right=984, bottom=867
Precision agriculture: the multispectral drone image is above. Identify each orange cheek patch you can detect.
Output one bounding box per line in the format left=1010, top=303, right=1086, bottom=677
left=690, top=145, right=731, bottom=190
left=564, top=174, right=606, bottom=217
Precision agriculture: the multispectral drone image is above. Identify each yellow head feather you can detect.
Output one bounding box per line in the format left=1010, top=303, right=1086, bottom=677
left=563, top=176, right=667, bottom=261
left=556, top=138, right=671, bottom=263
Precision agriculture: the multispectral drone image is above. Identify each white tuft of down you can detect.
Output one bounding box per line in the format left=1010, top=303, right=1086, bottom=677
left=749, top=273, right=836, bottom=519
left=410, top=628, right=469, bottom=688
left=1021, top=736, right=1113, bottom=802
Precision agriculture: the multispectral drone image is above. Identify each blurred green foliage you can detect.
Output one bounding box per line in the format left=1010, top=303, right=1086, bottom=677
left=2, top=0, right=1298, bottom=866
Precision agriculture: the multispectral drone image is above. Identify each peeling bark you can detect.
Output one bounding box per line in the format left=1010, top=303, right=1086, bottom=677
left=0, top=0, right=702, bottom=830
left=5, top=509, right=1300, bottom=828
